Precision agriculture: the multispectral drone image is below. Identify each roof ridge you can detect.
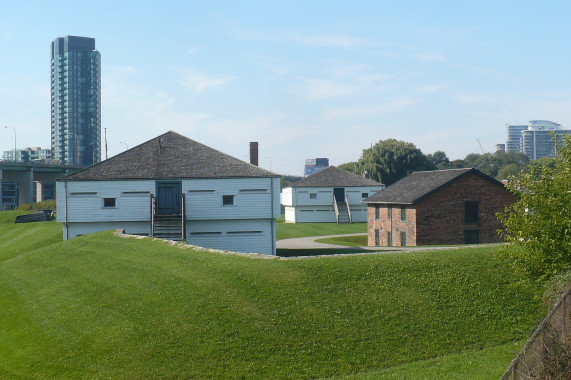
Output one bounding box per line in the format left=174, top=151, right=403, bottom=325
left=59, top=131, right=279, bottom=181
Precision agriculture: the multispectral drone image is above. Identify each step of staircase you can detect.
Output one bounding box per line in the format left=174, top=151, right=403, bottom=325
left=152, top=215, right=184, bottom=241
left=336, top=202, right=351, bottom=224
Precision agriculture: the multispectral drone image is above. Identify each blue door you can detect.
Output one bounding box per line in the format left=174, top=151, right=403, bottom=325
left=156, top=182, right=182, bottom=215
left=334, top=187, right=345, bottom=202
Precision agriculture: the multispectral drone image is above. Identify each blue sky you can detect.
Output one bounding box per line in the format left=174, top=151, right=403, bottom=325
left=2, top=1, right=571, bottom=175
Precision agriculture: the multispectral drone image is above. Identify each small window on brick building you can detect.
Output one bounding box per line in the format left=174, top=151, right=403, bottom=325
left=362, top=192, right=368, bottom=198
left=374, top=228, right=380, bottom=246
left=387, top=231, right=392, bottom=246
left=387, top=206, right=392, bottom=220
left=375, top=205, right=380, bottom=220
left=401, top=206, right=406, bottom=222
left=464, top=201, right=479, bottom=223
left=400, top=231, right=406, bottom=246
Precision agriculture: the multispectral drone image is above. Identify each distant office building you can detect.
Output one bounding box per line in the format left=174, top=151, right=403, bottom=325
left=2, top=147, right=52, bottom=163
left=505, top=124, right=527, bottom=153
left=304, top=158, right=329, bottom=176
left=51, top=35, right=101, bottom=166
left=2, top=150, right=22, bottom=162
left=495, top=144, right=505, bottom=153
left=520, top=120, right=571, bottom=160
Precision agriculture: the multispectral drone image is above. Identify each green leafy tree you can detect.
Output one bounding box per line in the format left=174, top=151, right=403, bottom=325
left=448, top=151, right=529, bottom=180
left=345, top=139, right=434, bottom=185
left=496, top=164, right=523, bottom=181
left=497, top=134, right=571, bottom=280
left=426, top=150, right=450, bottom=170
left=338, top=161, right=359, bottom=174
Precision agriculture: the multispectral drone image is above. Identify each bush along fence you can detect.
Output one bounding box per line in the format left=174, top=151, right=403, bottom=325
left=500, top=289, right=570, bottom=380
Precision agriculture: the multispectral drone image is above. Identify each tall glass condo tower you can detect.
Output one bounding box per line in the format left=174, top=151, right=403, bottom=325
left=51, top=36, right=101, bottom=166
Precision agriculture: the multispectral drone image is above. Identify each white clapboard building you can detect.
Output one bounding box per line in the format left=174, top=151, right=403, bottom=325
left=57, top=131, right=281, bottom=255
left=281, top=166, right=384, bottom=223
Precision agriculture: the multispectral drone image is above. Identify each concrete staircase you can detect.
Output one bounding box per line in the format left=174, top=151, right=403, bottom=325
left=336, top=202, right=351, bottom=224
left=152, top=215, right=184, bottom=241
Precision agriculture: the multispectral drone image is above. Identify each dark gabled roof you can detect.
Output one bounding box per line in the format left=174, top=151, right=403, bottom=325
left=364, top=168, right=505, bottom=204
left=289, top=166, right=383, bottom=188
left=60, top=131, right=278, bottom=181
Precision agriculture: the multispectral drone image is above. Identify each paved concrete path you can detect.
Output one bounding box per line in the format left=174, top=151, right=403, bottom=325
left=276, top=233, right=367, bottom=249
left=277, top=233, right=499, bottom=253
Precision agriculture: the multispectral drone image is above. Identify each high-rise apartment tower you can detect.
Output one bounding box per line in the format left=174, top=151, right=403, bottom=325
left=51, top=36, right=101, bottom=166
left=505, top=124, right=527, bottom=153
left=520, top=120, right=571, bottom=160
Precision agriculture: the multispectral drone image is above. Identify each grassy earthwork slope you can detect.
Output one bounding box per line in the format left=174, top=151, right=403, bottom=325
left=0, top=214, right=542, bottom=379
left=0, top=210, right=61, bottom=263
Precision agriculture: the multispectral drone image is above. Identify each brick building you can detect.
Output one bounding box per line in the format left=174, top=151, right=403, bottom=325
left=365, top=168, right=515, bottom=246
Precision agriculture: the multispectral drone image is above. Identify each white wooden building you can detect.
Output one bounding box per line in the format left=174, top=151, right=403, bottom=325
left=281, top=166, right=384, bottom=223
left=57, top=131, right=281, bottom=255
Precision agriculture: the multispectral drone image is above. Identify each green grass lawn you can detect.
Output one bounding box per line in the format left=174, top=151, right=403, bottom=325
left=0, top=211, right=543, bottom=379
left=343, top=340, right=524, bottom=379
left=0, top=210, right=62, bottom=263
left=276, top=216, right=367, bottom=240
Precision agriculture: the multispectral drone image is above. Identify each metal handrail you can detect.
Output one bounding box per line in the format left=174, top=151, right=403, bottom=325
left=333, top=195, right=339, bottom=223
left=345, top=193, right=352, bottom=224
left=181, top=194, right=185, bottom=240
left=150, top=194, right=155, bottom=237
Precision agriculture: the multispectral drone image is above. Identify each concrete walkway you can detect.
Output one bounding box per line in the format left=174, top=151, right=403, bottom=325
left=276, top=233, right=368, bottom=249
left=277, top=233, right=498, bottom=253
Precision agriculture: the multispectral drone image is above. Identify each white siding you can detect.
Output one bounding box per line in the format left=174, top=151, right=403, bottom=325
left=346, top=186, right=384, bottom=206
left=291, top=187, right=333, bottom=206
left=281, top=187, right=293, bottom=206
left=58, top=180, right=155, bottom=222
left=283, top=185, right=383, bottom=223
left=186, top=219, right=275, bottom=255
left=289, top=205, right=338, bottom=223
left=56, top=181, right=67, bottom=222
left=65, top=221, right=151, bottom=240
left=348, top=208, right=368, bottom=223
left=184, top=177, right=280, bottom=220
left=284, top=206, right=296, bottom=223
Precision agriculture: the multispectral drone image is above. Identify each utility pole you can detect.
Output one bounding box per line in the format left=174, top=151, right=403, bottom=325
left=4, top=126, right=16, bottom=161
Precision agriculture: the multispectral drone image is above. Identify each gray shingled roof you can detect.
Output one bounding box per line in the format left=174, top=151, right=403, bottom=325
left=289, top=166, right=383, bottom=187
left=364, top=168, right=504, bottom=204
left=60, top=131, right=278, bottom=181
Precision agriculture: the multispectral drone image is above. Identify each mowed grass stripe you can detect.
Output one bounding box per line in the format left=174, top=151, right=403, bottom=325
left=0, top=229, right=542, bottom=379
left=0, top=211, right=61, bottom=263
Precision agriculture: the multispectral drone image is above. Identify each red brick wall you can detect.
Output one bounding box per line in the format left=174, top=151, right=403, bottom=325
left=367, top=172, right=515, bottom=246
left=415, top=172, right=515, bottom=245
left=368, top=204, right=417, bottom=246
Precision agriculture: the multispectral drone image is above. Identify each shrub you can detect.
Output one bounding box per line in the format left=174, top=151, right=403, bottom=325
left=497, top=134, right=571, bottom=280
left=15, top=199, right=56, bottom=211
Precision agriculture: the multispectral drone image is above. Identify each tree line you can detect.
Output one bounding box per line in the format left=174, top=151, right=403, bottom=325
left=339, top=138, right=556, bottom=186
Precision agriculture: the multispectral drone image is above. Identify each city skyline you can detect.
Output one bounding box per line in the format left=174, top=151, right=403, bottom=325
left=2, top=1, right=571, bottom=175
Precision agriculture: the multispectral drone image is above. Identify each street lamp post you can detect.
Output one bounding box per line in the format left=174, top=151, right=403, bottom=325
left=120, top=142, right=128, bottom=150
left=4, top=126, right=16, bottom=161
left=68, top=132, right=79, bottom=165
